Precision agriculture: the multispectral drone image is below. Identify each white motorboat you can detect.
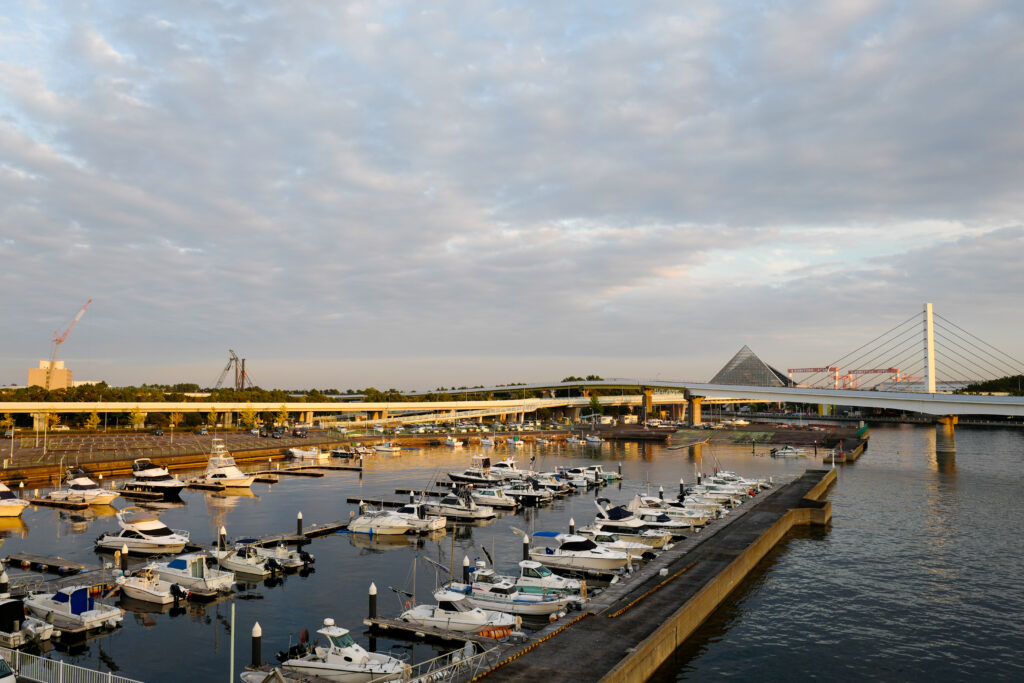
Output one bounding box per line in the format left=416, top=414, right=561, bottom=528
left=197, top=440, right=255, bottom=487
left=479, top=437, right=495, bottom=447
left=467, top=560, right=586, bottom=602
left=116, top=565, right=188, bottom=605
left=448, top=455, right=503, bottom=485
left=0, top=483, right=29, bottom=518
left=24, top=585, right=124, bottom=632
left=529, top=533, right=630, bottom=572
left=770, top=445, right=804, bottom=458
left=289, top=446, right=327, bottom=461
left=470, top=487, right=519, bottom=510
left=443, top=437, right=464, bottom=448
left=390, top=503, right=447, bottom=533
left=0, top=596, right=54, bottom=648
left=354, top=446, right=374, bottom=455
left=48, top=469, right=120, bottom=505
left=583, top=464, right=619, bottom=482
left=502, top=480, right=553, bottom=507
left=579, top=523, right=671, bottom=549
left=153, top=554, right=234, bottom=595
left=565, top=435, right=586, bottom=446
left=281, top=618, right=408, bottom=682
left=214, top=545, right=281, bottom=578
left=575, top=529, right=657, bottom=559
left=584, top=434, right=604, bottom=444
left=629, top=496, right=713, bottom=527
left=348, top=508, right=412, bottom=535
left=123, top=458, right=185, bottom=499
left=716, top=470, right=772, bottom=490
left=423, top=491, right=496, bottom=520
left=506, top=437, right=525, bottom=448
left=489, top=458, right=533, bottom=480
left=446, top=579, right=573, bottom=616
left=95, top=507, right=190, bottom=554
left=373, top=442, right=402, bottom=453
left=232, top=540, right=315, bottom=570
left=400, top=590, right=516, bottom=634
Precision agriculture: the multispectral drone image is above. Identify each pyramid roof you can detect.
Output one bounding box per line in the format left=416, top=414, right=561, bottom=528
left=709, top=346, right=793, bottom=387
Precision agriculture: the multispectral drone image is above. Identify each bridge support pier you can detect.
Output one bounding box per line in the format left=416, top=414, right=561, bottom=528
left=689, top=397, right=703, bottom=426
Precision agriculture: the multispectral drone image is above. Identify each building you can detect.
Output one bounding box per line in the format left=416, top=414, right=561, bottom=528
left=28, top=360, right=73, bottom=390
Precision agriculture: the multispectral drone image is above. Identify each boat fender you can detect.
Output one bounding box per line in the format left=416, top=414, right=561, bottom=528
left=641, top=551, right=657, bottom=561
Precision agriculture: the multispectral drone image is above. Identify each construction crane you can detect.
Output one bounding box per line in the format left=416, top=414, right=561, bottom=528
left=46, top=299, right=92, bottom=390
left=788, top=367, right=839, bottom=388
left=213, top=350, right=254, bottom=391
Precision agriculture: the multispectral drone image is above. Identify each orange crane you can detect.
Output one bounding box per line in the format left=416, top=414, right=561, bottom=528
left=46, top=299, right=92, bottom=390
left=788, top=367, right=840, bottom=388
left=846, top=368, right=902, bottom=389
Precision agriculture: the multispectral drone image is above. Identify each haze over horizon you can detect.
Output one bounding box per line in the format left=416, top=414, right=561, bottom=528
left=2, top=1, right=1022, bottom=391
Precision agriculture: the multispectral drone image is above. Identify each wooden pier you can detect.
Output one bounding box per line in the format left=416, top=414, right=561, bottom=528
left=363, top=616, right=495, bottom=645
left=116, top=488, right=164, bottom=501
left=185, top=481, right=226, bottom=491
left=6, top=553, right=93, bottom=574
left=27, top=497, right=89, bottom=510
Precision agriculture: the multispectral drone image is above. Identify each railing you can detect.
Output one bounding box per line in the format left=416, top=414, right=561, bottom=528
left=391, top=644, right=500, bottom=682
left=0, top=646, right=142, bottom=683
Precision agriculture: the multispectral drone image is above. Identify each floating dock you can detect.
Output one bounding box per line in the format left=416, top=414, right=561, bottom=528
left=458, top=468, right=835, bottom=682
left=363, top=616, right=496, bottom=645
left=27, top=498, right=89, bottom=510
left=5, top=553, right=93, bottom=574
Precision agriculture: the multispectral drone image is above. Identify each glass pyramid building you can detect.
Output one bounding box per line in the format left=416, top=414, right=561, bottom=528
left=709, top=345, right=794, bottom=387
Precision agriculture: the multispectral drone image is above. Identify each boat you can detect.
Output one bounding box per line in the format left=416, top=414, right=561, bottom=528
left=353, top=445, right=374, bottom=456
left=0, top=483, right=29, bottom=518
left=153, top=554, right=235, bottom=595
left=502, top=480, right=554, bottom=507
left=281, top=617, right=408, bottom=682
left=584, top=434, right=604, bottom=445
left=468, top=560, right=586, bottom=601
left=399, top=590, right=517, bottom=634
left=575, top=529, right=657, bottom=559
left=770, top=445, right=805, bottom=458
left=489, top=457, right=533, bottom=480
left=122, top=458, right=185, bottom=499
left=116, top=565, right=188, bottom=604
left=196, top=440, right=255, bottom=487
left=47, top=469, right=120, bottom=505
left=390, top=502, right=447, bottom=533
left=470, top=487, right=519, bottom=510
left=528, top=533, right=630, bottom=572
left=288, top=446, right=327, bottom=461
left=565, top=435, right=586, bottom=446
left=213, top=545, right=281, bottom=578
left=95, top=507, right=190, bottom=554
left=423, top=491, right=496, bottom=520
left=448, top=455, right=504, bottom=485
left=24, top=585, right=124, bottom=632
left=506, top=437, right=525, bottom=448
left=348, top=508, right=412, bottom=535
left=232, top=541, right=315, bottom=570
left=479, top=437, right=495, bottom=447
left=628, top=496, right=713, bottom=528
left=0, top=595, right=54, bottom=648
left=443, top=437, right=464, bottom=448
left=445, top=579, right=574, bottom=616
left=373, top=442, right=402, bottom=453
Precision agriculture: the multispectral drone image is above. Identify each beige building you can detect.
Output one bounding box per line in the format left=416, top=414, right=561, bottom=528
left=28, top=360, right=73, bottom=390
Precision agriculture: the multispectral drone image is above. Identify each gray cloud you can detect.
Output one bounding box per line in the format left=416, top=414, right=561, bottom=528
left=0, top=1, right=1022, bottom=388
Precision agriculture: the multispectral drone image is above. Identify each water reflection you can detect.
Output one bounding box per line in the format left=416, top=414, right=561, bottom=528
left=933, top=425, right=957, bottom=473
left=0, top=516, right=28, bottom=538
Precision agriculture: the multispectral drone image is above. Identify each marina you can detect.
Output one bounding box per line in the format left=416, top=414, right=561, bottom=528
left=0, top=424, right=1015, bottom=681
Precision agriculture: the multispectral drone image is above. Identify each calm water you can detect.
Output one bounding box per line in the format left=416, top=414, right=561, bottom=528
left=2, top=426, right=1022, bottom=682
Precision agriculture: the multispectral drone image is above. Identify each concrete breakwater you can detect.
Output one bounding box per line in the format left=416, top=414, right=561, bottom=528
left=470, top=468, right=835, bottom=682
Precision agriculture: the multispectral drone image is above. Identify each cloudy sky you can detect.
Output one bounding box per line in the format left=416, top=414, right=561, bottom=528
left=1, top=1, right=1022, bottom=390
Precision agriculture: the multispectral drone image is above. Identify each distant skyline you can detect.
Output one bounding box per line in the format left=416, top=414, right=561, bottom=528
left=2, top=2, right=1022, bottom=391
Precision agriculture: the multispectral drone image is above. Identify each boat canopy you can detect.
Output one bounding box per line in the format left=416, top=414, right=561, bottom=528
left=532, top=531, right=560, bottom=538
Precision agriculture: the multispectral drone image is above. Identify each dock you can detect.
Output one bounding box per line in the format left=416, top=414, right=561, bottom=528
left=458, top=468, right=835, bottom=682
left=27, top=498, right=89, bottom=510
left=345, top=497, right=406, bottom=508
left=185, top=481, right=226, bottom=491
left=116, top=488, right=165, bottom=501
left=5, top=553, right=93, bottom=574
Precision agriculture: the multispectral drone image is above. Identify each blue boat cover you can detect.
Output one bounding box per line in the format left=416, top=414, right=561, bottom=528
left=532, top=531, right=560, bottom=537
left=167, top=558, right=187, bottom=570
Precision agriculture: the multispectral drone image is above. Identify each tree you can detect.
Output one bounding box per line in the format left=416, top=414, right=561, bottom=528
left=277, top=405, right=289, bottom=427
left=129, top=406, right=145, bottom=430
left=46, top=412, right=61, bottom=429
left=0, top=414, right=12, bottom=433
left=169, top=412, right=184, bottom=428
left=85, top=409, right=101, bottom=431
left=241, top=404, right=258, bottom=428
left=207, top=407, right=218, bottom=427
left=589, top=394, right=603, bottom=416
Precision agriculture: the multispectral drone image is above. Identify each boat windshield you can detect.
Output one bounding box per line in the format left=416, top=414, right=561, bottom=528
left=0, top=491, right=16, bottom=500
left=559, top=539, right=599, bottom=552
left=523, top=564, right=552, bottom=578
left=142, top=525, right=175, bottom=537
left=328, top=633, right=356, bottom=649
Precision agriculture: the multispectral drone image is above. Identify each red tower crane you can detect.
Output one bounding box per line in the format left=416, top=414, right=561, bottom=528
left=46, top=299, right=92, bottom=390
left=788, top=367, right=840, bottom=388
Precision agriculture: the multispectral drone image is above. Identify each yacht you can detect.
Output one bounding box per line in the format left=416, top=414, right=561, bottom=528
left=584, top=434, right=604, bottom=445
left=230, top=541, right=314, bottom=571
left=116, top=565, right=187, bottom=605
left=24, top=585, right=124, bottom=632
left=443, top=437, right=464, bottom=448
left=575, top=529, right=657, bottom=559
left=447, top=455, right=503, bottom=485
left=390, top=502, right=447, bottom=533
left=153, top=554, right=235, bottom=595
left=479, top=436, right=495, bottom=447
left=0, top=595, right=54, bottom=648
left=123, top=459, right=185, bottom=499
left=502, top=480, right=553, bottom=507
left=197, top=440, right=255, bottom=487
left=470, top=487, right=519, bottom=510
left=423, top=491, right=496, bottom=520
left=529, top=533, right=630, bottom=572
left=445, top=579, right=574, bottom=616
left=579, top=522, right=671, bottom=549
left=469, top=560, right=585, bottom=600
left=213, top=545, right=281, bottom=578
left=489, top=457, right=532, bottom=480
left=48, top=469, right=120, bottom=505
left=399, top=590, right=517, bottom=634
left=628, top=496, right=713, bottom=528
left=289, top=446, right=327, bottom=461
left=348, top=509, right=412, bottom=536
left=281, top=618, right=408, bottom=682
left=96, top=507, right=190, bottom=554
left=373, top=442, right=402, bottom=453
left=0, top=483, right=29, bottom=518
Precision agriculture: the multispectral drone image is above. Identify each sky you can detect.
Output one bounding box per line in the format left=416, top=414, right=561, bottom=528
left=1, top=1, right=1022, bottom=391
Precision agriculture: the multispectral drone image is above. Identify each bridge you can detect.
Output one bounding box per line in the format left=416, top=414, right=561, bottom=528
left=3, top=304, right=1021, bottom=432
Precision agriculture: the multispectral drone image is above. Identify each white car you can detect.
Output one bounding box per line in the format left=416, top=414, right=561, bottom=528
left=0, top=655, right=15, bottom=683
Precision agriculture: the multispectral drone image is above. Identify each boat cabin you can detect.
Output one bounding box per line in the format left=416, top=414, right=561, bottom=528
left=0, top=599, right=26, bottom=634
left=51, top=587, right=96, bottom=615
left=165, top=556, right=211, bottom=578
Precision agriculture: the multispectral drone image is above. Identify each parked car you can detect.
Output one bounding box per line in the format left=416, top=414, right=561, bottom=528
left=51, top=425, right=70, bottom=431
left=199, top=427, right=209, bottom=435
left=154, top=429, right=164, bottom=436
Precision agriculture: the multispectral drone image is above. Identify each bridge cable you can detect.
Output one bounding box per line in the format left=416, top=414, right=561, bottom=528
left=800, top=312, right=922, bottom=386
left=816, top=315, right=923, bottom=387
left=933, top=329, right=1012, bottom=380
left=934, top=314, right=1024, bottom=374
left=933, top=320, right=1024, bottom=377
